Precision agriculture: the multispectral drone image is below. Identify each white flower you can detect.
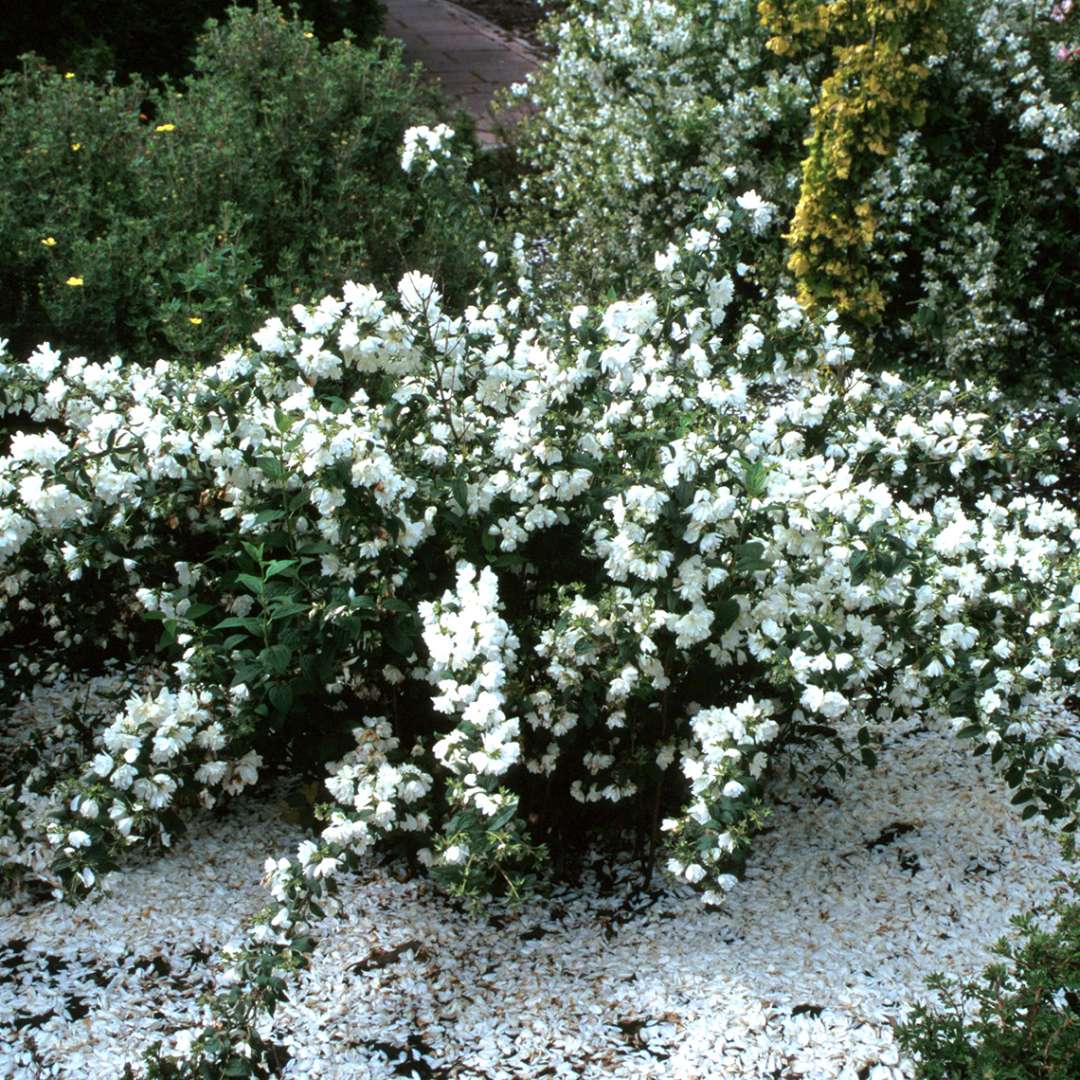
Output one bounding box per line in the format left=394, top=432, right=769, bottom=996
left=398, top=272, right=440, bottom=314
left=91, top=752, right=114, bottom=777
left=27, top=343, right=62, bottom=381
left=443, top=844, right=467, bottom=865
left=735, top=190, right=775, bottom=234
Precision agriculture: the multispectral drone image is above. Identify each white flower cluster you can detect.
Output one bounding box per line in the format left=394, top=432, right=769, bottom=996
left=519, top=0, right=1080, bottom=382
left=400, top=123, right=456, bottom=176
left=44, top=683, right=261, bottom=892
left=516, top=0, right=810, bottom=290
left=420, top=563, right=529, bottom=874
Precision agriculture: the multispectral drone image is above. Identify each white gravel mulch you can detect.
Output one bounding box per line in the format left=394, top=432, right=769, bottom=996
left=1, top=713, right=1071, bottom=1080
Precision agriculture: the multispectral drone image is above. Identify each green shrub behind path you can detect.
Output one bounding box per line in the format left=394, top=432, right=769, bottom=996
left=0, top=2, right=490, bottom=368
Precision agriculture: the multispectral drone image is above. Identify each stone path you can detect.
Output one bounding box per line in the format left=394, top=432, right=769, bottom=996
left=383, top=0, right=542, bottom=146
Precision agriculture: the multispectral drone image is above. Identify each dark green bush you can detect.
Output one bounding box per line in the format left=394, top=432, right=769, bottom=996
left=0, top=0, right=385, bottom=82
left=898, top=887, right=1080, bottom=1079
left=0, top=2, right=489, bottom=367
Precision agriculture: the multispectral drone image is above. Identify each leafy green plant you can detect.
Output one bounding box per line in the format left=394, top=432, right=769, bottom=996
left=0, top=2, right=491, bottom=367
left=898, top=885, right=1080, bottom=1078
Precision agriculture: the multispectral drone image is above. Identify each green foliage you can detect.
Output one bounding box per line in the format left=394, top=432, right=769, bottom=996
left=898, top=886, right=1080, bottom=1078
left=0, top=0, right=385, bottom=82
left=0, top=2, right=490, bottom=367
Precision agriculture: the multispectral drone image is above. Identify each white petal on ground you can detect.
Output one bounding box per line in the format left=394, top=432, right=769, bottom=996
left=1, top=712, right=1069, bottom=1079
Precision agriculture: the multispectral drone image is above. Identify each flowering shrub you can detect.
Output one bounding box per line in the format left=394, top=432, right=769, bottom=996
left=3, top=188, right=1079, bottom=910
left=0, top=2, right=490, bottom=367
left=0, top=160, right=1072, bottom=1074
left=1, top=181, right=1073, bottom=1072
left=515, top=0, right=1080, bottom=387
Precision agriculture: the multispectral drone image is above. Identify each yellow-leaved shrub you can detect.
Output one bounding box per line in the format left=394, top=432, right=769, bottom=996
left=759, top=0, right=947, bottom=328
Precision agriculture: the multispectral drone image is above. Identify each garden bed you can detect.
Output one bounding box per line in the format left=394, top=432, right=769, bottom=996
left=2, top=694, right=1069, bottom=1078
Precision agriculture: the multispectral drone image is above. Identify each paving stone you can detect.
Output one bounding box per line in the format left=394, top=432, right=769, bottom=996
left=382, top=0, right=541, bottom=147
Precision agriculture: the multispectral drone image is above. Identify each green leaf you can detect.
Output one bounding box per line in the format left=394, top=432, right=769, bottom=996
left=237, top=573, right=265, bottom=595
left=801, top=723, right=838, bottom=738
left=488, top=803, right=518, bottom=831
left=254, top=508, right=286, bottom=525
left=268, top=600, right=309, bottom=621
left=256, top=456, right=285, bottom=482
left=385, top=621, right=414, bottom=656
left=265, top=559, right=298, bottom=580
left=735, top=541, right=769, bottom=574
left=742, top=460, right=769, bottom=498
left=213, top=615, right=263, bottom=634
left=260, top=644, right=292, bottom=675
left=713, top=597, right=741, bottom=633
left=451, top=477, right=469, bottom=513
left=297, top=539, right=334, bottom=556
left=232, top=663, right=264, bottom=687
left=859, top=747, right=878, bottom=768
left=268, top=682, right=294, bottom=715
left=241, top=541, right=264, bottom=564
left=850, top=550, right=869, bottom=585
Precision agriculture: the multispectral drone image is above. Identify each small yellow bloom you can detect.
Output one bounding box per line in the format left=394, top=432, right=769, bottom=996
left=66, top=276, right=84, bottom=287
left=41, top=237, right=57, bottom=248
left=304, top=31, right=314, bottom=38
left=71, top=143, right=81, bottom=152
left=64, top=72, right=75, bottom=80
left=154, top=123, right=176, bottom=133
left=187, top=317, right=203, bottom=325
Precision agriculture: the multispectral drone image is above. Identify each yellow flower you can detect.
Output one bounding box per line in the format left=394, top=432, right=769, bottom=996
left=71, top=143, right=81, bottom=152
left=304, top=31, right=314, bottom=38
left=66, top=276, right=84, bottom=287
left=187, top=317, right=203, bottom=325
left=64, top=72, right=75, bottom=80
left=154, top=123, right=176, bottom=133
left=41, top=237, right=57, bottom=248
